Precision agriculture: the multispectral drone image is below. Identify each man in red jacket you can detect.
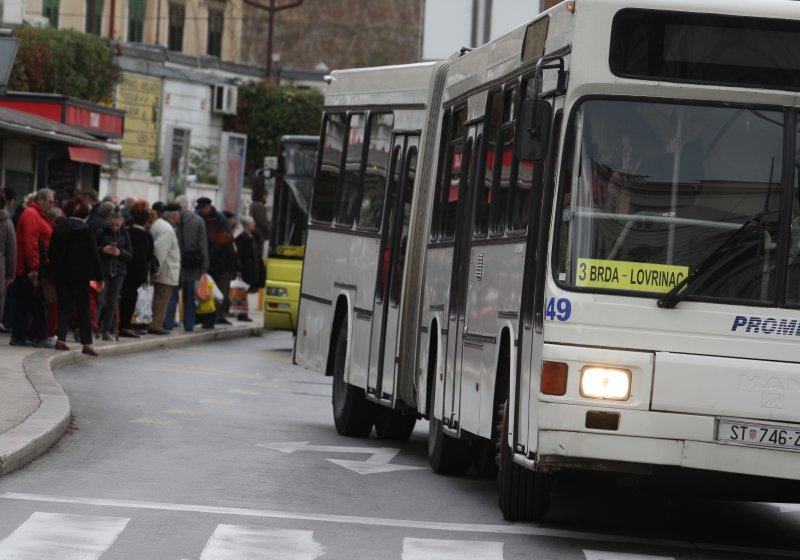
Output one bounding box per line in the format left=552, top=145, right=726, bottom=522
left=9, top=188, right=55, bottom=347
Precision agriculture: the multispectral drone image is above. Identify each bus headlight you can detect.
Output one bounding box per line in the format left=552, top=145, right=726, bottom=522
left=267, top=287, right=288, bottom=297
left=580, top=367, right=631, bottom=400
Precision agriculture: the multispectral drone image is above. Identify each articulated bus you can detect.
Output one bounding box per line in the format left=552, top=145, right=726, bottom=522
left=264, top=135, right=319, bottom=331
left=296, top=0, right=800, bottom=520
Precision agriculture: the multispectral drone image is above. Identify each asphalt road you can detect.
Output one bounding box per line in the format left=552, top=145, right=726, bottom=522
left=0, top=332, right=798, bottom=559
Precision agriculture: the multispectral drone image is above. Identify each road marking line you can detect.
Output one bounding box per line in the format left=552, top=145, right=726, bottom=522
left=200, top=526, right=325, bottom=560
left=585, top=551, right=675, bottom=560
left=0, top=512, right=128, bottom=559
left=165, top=408, right=208, bottom=416
left=131, top=418, right=174, bottom=425
left=1, top=492, right=796, bottom=557
left=227, top=389, right=260, bottom=396
left=402, top=537, right=503, bottom=560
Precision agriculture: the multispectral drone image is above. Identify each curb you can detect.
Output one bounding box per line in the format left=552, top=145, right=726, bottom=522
left=0, top=324, right=262, bottom=478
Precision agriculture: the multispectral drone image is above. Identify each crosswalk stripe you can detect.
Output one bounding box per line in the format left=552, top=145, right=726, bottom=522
left=585, top=550, right=675, bottom=560
left=402, top=537, right=504, bottom=560
left=0, top=512, right=128, bottom=559
left=200, top=526, right=325, bottom=560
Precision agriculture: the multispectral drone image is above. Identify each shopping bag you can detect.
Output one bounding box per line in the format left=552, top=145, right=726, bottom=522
left=134, top=284, right=154, bottom=324
left=196, top=273, right=212, bottom=302
left=229, top=278, right=249, bottom=314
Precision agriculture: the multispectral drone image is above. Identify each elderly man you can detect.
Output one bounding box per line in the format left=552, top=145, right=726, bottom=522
left=164, top=195, right=208, bottom=332
left=148, top=203, right=181, bottom=335
left=9, top=188, right=55, bottom=347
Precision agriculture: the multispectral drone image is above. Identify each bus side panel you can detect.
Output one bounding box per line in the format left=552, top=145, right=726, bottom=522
left=295, top=227, right=335, bottom=372
left=461, top=240, right=526, bottom=438
left=424, top=245, right=454, bottom=421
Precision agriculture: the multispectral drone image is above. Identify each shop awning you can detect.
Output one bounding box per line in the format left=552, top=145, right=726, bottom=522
left=0, top=106, right=121, bottom=163
left=68, top=146, right=115, bottom=166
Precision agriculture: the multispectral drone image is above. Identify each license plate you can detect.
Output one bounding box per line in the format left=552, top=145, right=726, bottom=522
left=717, top=420, right=800, bottom=452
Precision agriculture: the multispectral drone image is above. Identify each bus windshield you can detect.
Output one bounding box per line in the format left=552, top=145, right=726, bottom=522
left=555, top=99, right=796, bottom=305
left=270, top=140, right=318, bottom=258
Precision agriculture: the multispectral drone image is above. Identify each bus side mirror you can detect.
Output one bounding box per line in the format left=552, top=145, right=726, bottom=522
left=516, top=99, right=553, bottom=162
left=262, top=168, right=276, bottom=179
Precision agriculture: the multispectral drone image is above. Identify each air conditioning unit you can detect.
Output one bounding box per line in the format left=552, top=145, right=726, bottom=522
left=211, top=84, right=238, bottom=116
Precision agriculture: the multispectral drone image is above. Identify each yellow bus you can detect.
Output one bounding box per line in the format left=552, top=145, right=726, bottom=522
left=264, top=135, right=319, bottom=331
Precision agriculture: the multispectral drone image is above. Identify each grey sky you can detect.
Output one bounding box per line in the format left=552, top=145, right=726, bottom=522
left=422, top=0, right=543, bottom=60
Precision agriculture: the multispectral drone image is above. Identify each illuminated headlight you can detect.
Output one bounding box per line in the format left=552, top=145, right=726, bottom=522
left=580, top=367, right=631, bottom=400
left=267, top=287, right=288, bottom=297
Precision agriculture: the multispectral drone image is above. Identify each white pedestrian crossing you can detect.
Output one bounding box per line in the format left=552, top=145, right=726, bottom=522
left=585, top=551, right=675, bottom=560
left=401, top=537, right=504, bottom=560
left=0, top=512, right=129, bottom=559
left=199, top=525, right=325, bottom=560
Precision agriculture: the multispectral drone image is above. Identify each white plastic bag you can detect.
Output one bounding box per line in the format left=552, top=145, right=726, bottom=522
left=134, top=284, right=154, bottom=324
left=229, top=278, right=249, bottom=314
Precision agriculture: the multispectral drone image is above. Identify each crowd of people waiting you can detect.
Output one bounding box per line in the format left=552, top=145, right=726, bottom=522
left=0, top=187, right=266, bottom=356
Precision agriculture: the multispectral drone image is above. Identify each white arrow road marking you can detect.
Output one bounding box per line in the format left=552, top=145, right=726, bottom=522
left=0, top=512, right=129, bottom=559
left=258, top=441, right=426, bottom=474
left=402, top=537, right=504, bottom=560
left=199, top=526, right=325, bottom=560
left=585, top=551, right=675, bottom=560
left=769, top=503, right=800, bottom=513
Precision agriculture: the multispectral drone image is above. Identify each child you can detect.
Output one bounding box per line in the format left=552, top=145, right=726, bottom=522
left=195, top=274, right=223, bottom=329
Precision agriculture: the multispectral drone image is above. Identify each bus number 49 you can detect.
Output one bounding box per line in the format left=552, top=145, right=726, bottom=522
left=546, top=298, right=571, bottom=322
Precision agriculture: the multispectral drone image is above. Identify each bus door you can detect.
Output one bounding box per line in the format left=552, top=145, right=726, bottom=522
left=442, top=124, right=480, bottom=430
left=367, top=134, right=420, bottom=403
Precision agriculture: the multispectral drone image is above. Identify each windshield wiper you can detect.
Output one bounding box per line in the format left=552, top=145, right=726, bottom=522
left=657, top=213, right=767, bottom=309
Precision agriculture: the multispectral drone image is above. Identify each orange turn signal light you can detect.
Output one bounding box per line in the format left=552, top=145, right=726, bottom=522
left=541, top=361, right=568, bottom=396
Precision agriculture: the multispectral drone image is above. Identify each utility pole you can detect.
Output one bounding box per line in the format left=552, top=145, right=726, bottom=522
left=240, top=0, right=303, bottom=80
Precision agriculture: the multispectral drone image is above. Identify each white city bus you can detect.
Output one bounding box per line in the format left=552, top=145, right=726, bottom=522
left=296, top=0, right=800, bottom=520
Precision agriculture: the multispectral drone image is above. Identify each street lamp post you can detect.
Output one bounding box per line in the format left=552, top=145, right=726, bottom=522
left=240, top=0, right=303, bottom=80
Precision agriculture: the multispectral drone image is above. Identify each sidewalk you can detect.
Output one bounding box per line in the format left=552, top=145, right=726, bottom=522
left=0, top=316, right=263, bottom=478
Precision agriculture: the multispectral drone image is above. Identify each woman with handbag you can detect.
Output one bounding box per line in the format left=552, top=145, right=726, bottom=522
left=47, top=195, right=103, bottom=356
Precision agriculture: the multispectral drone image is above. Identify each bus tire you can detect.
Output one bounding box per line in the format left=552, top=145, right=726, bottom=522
left=331, top=326, right=375, bottom=437
left=497, top=400, right=550, bottom=521
left=375, top=407, right=417, bottom=440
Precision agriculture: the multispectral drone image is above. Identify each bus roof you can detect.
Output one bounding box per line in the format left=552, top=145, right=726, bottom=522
left=324, top=62, right=439, bottom=108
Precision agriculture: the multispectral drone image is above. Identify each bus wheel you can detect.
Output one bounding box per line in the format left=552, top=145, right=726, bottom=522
left=497, top=400, right=550, bottom=521
left=331, top=326, right=375, bottom=437
left=427, top=379, right=470, bottom=474
left=374, top=408, right=417, bottom=440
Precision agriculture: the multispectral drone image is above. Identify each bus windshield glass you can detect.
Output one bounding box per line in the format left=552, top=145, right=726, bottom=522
left=270, top=140, right=318, bottom=258
left=556, top=99, right=788, bottom=305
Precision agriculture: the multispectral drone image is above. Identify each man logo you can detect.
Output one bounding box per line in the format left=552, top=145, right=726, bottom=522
left=761, top=393, right=784, bottom=409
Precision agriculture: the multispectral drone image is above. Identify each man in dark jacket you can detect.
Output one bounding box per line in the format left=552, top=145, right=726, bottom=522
left=48, top=195, right=103, bottom=355
left=196, top=197, right=236, bottom=325
left=95, top=210, right=132, bottom=340
left=164, top=195, right=208, bottom=332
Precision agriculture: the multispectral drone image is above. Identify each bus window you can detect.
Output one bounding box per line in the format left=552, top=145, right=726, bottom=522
left=336, top=113, right=366, bottom=227
left=475, top=91, right=501, bottom=236
left=391, top=148, right=418, bottom=306
left=443, top=107, right=468, bottom=240
left=493, top=86, right=517, bottom=234
left=431, top=110, right=451, bottom=242
left=312, top=113, right=346, bottom=224
left=788, top=119, right=800, bottom=304
left=378, top=145, right=403, bottom=303
left=557, top=99, right=783, bottom=304
left=358, top=112, right=395, bottom=231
